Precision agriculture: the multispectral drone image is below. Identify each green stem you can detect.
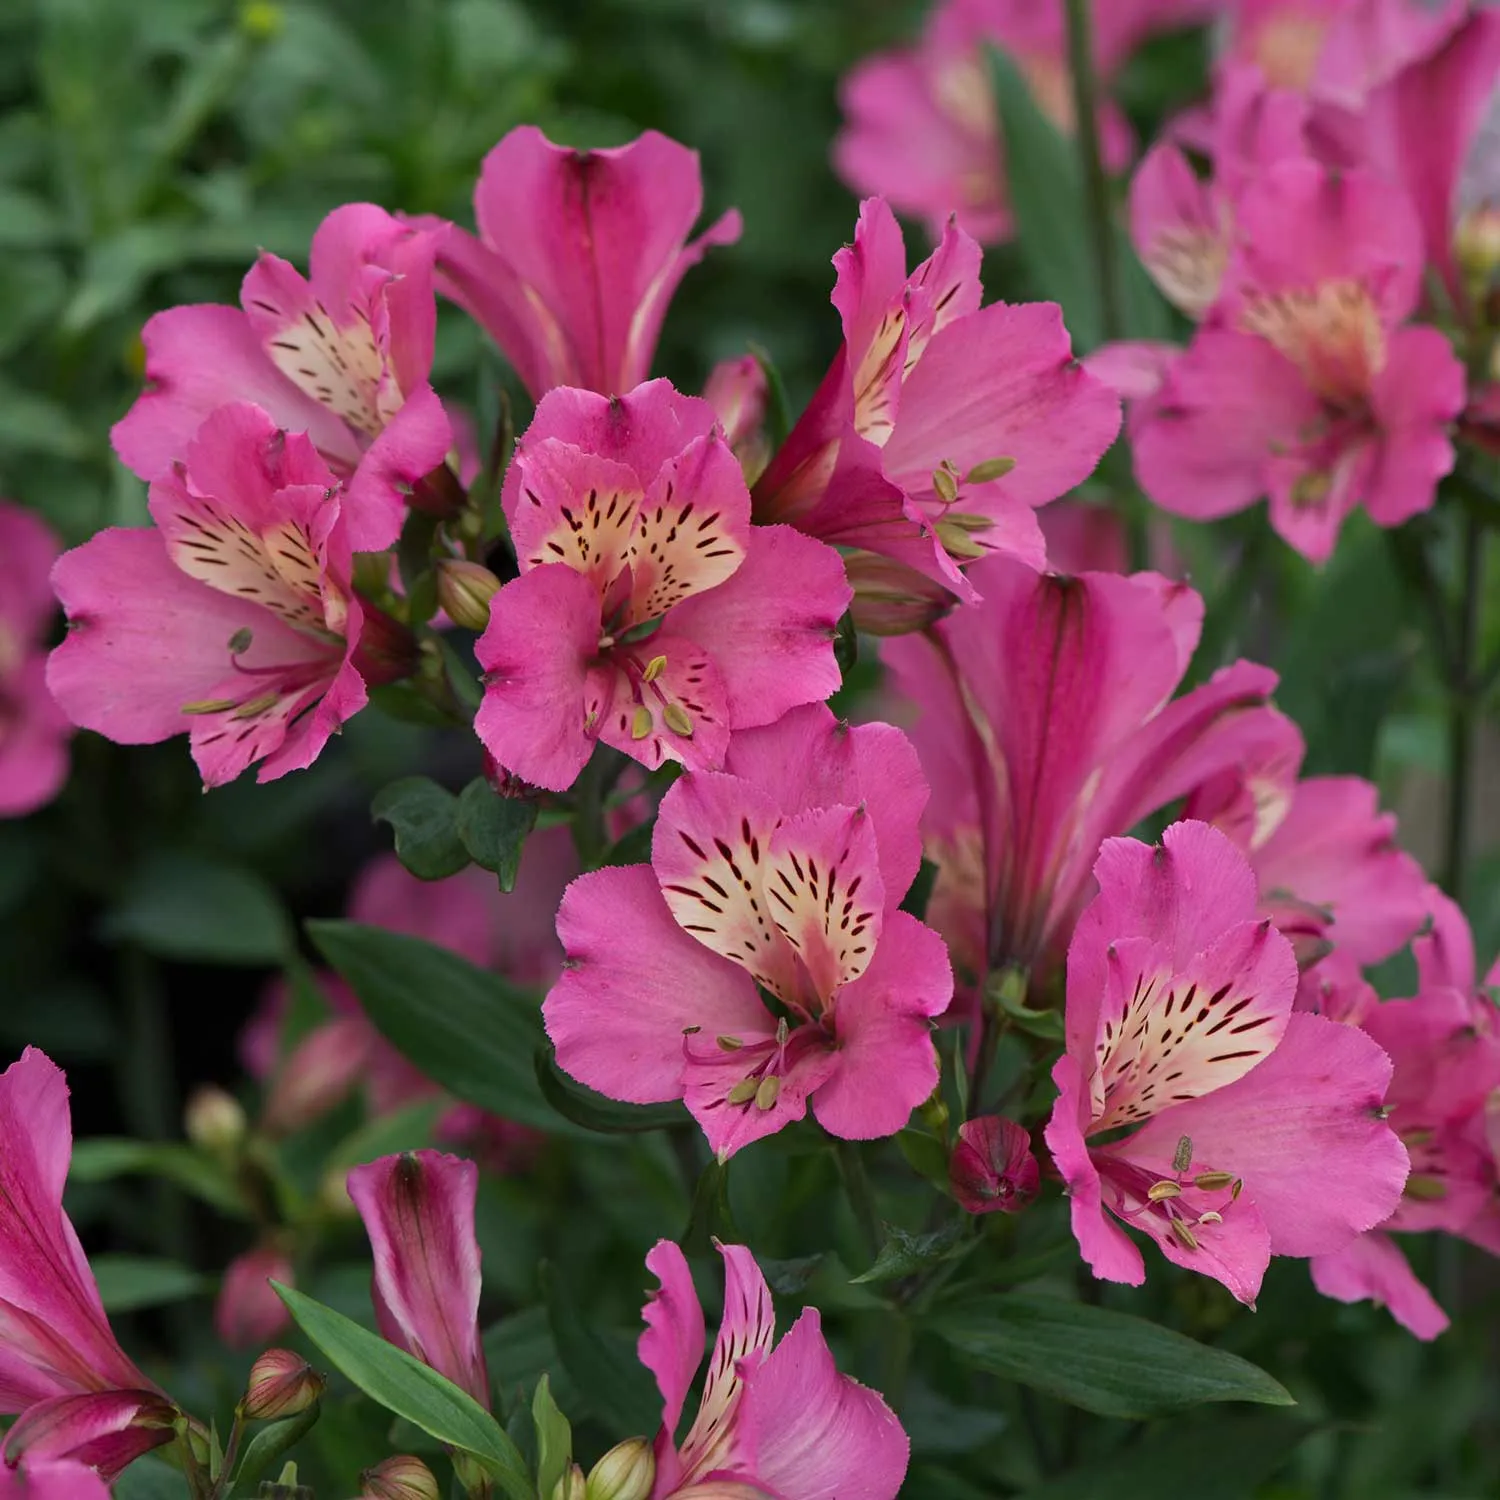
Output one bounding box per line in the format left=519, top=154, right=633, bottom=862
left=835, top=1138, right=882, bottom=1259
left=1444, top=509, right=1485, bottom=904
left=1062, top=0, right=1121, bottom=345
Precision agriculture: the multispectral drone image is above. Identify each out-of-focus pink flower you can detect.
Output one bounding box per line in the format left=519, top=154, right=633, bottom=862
left=1037, top=501, right=1129, bottom=575
left=49, top=404, right=407, bottom=788
left=754, top=199, right=1119, bottom=598
left=882, top=556, right=1278, bottom=989
left=434, top=128, right=740, bottom=400
left=703, top=355, right=771, bottom=482
left=1045, top=821, right=1408, bottom=1304
left=834, top=0, right=1213, bottom=245
left=259, top=1017, right=369, bottom=1138
left=0, top=1049, right=174, bottom=1480
left=950, top=1116, right=1039, bottom=1214
left=0, top=1457, right=111, bottom=1500
left=112, top=206, right=452, bottom=552
left=1133, top=158, right=1465, bottom=562
left=640, top=1239, right=908, bottom=1498
left=215, top=1243, right=294, bottom=1351
left=348, top=1151, right=490, bottom=1408
left=545, top=704, right=952, bottom=1160
left=0, top=502, right=70, bottom=817
left=477, top=381, right=849, bottom=792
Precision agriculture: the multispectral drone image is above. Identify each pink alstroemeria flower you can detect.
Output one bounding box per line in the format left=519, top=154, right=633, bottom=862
left=545, top=705, right=953, bottom=1160
left=1133, top=158, right=1466, bottom=561
left=833, top=0, right=1215, bottom=245
left=476, top=381, right=850, bottom=792
left=1309, top=893, right=1500, bottom=1337
left=0, top=1049, right=176, bottom=1481
left=640, top=1240, right=908, bottom=1499
left=48, top=403, right=402, bottom=788
left=881, top=555, right=1279, bottom=989
left=753, top=199, right=1120, bottom=598
left=348, top=1151, right=490, bottom=1409
left=434, top=127, right=740, bottom=400
left=0, top=502, right=70, bottom=818
left=1045, top=821, right=1409, bottom=1304
left=112, top=205, right=452, bottom=552
left=215, top=1243, right=295, bottom=1352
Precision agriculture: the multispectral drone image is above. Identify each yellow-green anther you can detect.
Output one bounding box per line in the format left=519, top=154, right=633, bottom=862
left=663, top=703, right=694, bottom=737
left=716, top=1035, right=743, bottom=1051
left=1404, top=1174, right=1448, bottom=1201
left=1170, top=1218, right=1199, bottom=1252
left=727, top=1078, right=759, bottom=1106
left=1194, top=1171, right=1236, bottom=1192
left=1230, top=1178, right=1243, bottom=1201
left=631, top=705, right=654, bottom=740
left=1147, top=1180, right=1182, bottom=1201
left=775, top=1016, right=790, bottom=1045
left=228, top=627, right=254, bottom=654
left=1197, top=1210, right=1223, bottom=1226
left=643, top=654, right=667, bottom=684
left=1173, top=1135, right=1194, bottom=1173
left=932, top=465, right=959, bottom=503
left=965, top=456, right=1017, bottom=484
left=942, top=511, right=996, bottom=533
left=181, top=699, right=239, bottom=715
left=754, top=1075, right=781, bottom=1111
left=935, top=520, right=988, bottom=561
left=232, top=693, right=281, bottom=719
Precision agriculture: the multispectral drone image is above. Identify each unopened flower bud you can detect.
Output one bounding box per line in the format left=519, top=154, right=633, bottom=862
left=216, top=1243, right=294, bottom=1350
left=436, top=559, right=502, bottom=631
left=184, top=1085, right=246, bottom=1155
left=482, top=750, right=535, bottom=799
left=260, top=1017, right=369, bottom=1137
left=949, top=1116, right=1039, bottom=1215
left=1457, top=204, right=1500, bottom=281
left=703, top=355, right=771, bottom=482
left=242, top=1349, right=324, bottom=1421
left=844, top=552, right=953, bottom=637
left=586, top=1439, right=655, bottom=1500
left=362, top=1455, right=441, bottom=1500
left=550, top=1463, right=586, bottom=1500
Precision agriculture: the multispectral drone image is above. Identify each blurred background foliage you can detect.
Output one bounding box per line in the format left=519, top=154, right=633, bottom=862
left=0, top=2, right=1495, bottom=1497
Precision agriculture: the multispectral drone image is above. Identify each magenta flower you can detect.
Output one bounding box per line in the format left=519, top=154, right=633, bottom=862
left=112, top=205, right=452, bottom=552
left=0, top=502, right=70, bottom=818
left=1132, top=158, right=1466, bottom=561
left=753, top=198, right=1120, bottom=597
left=702, top=355, right=771, bottom=481
left=48, top=403, right=400, bottom=788
left=544, top=704, right=952, bottom=1160
left=639, top=1239, right=908, bottom=1499
left=434, top=127, right=740, bottom=400
left=215, top=1242, right=294, bottom=1351
left=881, top=555, right=1279, bottom=987
left=833, top=0, right=1211, bottom=245
left=347, top=1151, right=490, bottom=1409
left=476, top=381, right=850, bottom=792
left=0, top=1049, right=175, bottom=1480
left=950, top=1116, right=1040, bottom=1216
left=1044, top=820, right=1409, bottom=1305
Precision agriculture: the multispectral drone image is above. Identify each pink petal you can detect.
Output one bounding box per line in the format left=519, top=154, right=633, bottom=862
left=2, top=1391, right=176, bottom=1483
left=1083, top=341, right=1181, bottom=403
left=1310, top=1233, right=1449, bottom=1340
left=810, top=910, right=952, bottom=1141
left=0, top=501, right=61, bottom=638
left=665, top=525, right=849, bottom=732
left=341, top=383, right=454, bottom=552
left=1415, top=888, right=1475, bottom=995
left=739, top=1307, right=909, bottom=1500
left=545, top=864, right=768, bottom=1104
left=592, top=631, right=731, bottom=777
left=506, top=440, right=643, bottom=588
left=346, top=1151, right=490, bottom=1408
left=0, top=1459, right=111, bottom=1500
left=215, top=1245, right=294, bottom=1350
left=348, top=855, right=503, bottom=971
left=1128, top=143, right=1229, bottom=319
left=1126, top=1012, right=1408, bottom=1258
left=683, top=1028, right=838, bottom=1161
left=0, top=657, right=71, bottom=819
left=950, top=1116, right=1040, bottom=1215
left=474, top=565, right=602, bottom=793
left=1314, top=0, right=1467, bottom=107
left=639, top=1240, right=705, bottom=1455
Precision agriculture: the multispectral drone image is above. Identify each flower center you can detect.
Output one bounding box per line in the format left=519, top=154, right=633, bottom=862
left=1239, top=279, right=1386, bottom=405
left=1250, top=11, right=1329, bottom=92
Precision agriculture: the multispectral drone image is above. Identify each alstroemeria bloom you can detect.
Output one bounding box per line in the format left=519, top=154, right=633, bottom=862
left=0, top=502, right=70, bottom=817
left=49, top=403, right=399, bottom=788
left=545, top=705, right=952, bottom=1159
left=434, top=127, right=740, bottom=400
left=1133, top=158, right=1465, bottom=561
left=0, top=1049, right=175, bottom=1480
left=1309, top=893, right=1500, bottom=1337
left=753, top=199, right=1119, bottom=597
left=833, top=0, right=1215, bottom=245
left=881, top=555, right=1279, bottom=989
left=477, top=382, right=849, bottom=792
left=112, top=205, right=452, bottom=551
left=348, top=1151, right=489, bottom=1409
left=215, top=1243, right=294, bottom=1351
left=950, top=1116, right=1040, bottom=1215
left=640, top=1240, right=908, bottom=1498
left=1045, top=821, right=1408, bottom=1304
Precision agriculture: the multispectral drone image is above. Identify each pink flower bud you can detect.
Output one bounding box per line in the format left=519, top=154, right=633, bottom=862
left=362, top=1455, right=442, bottom=1500
left=436, top=559, right=502, bottom=632
left=216, top=1243, right=294, bottom=1351
left=184, top=1085, right=246, bottom=1154
left=703, top=355, right=770, bottom=481
left=482, top=749, right=535, bottom=800
left=241, top=1349, right=324, bottom=1421
left=949, top=1116, right=1039, bottom=1215
left=260, top=1016, right=369, bottom=1137
left=351, top=602, right=422, bottom=687
left=585, top=1437, right=655, bottom=1500
left=844, top=551, right=953, bottom=637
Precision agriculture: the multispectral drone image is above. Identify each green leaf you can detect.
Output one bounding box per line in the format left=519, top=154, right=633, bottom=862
left=102, top=852, right=293, bottom=965
left=231, top=1403, right=322, bottom=1495
left=457, top=778, right=538, bottom=892
left=896, top=1127, right=951, bottom=1193
left=69, top=1139, right=249, bottom=1218
left=273, top=1283, right=532, bottom=1500
left=535, top=1053, right=685, bottom=1134
left=531, top=1375, right=572, bottom=1500
left=307, top=921, right=562, bottom=1132
left=853, top=1219, right=969, bottom=1285
left=929, top=1292, right=1296, bottom=1418
left=371, top=777, right=471, bottom=881
left=112, top=1456, right=188, bottom=1500
left=91, top=1255, right=206, bottom=1312
left=326, top=1099, right=444, bottom=1174
left=899, top=857, right=939, bottom=922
